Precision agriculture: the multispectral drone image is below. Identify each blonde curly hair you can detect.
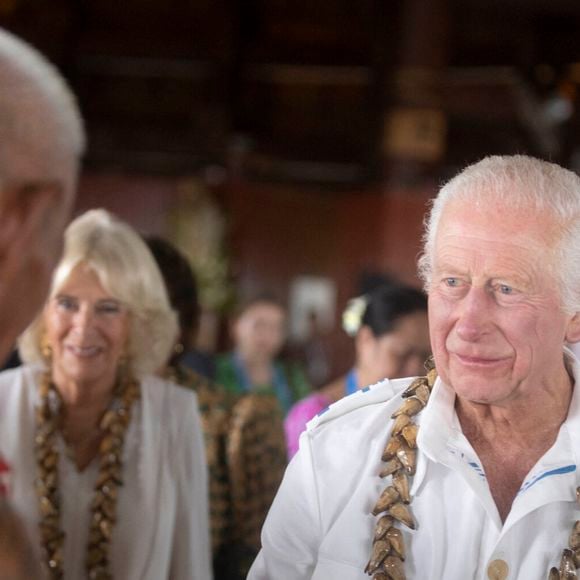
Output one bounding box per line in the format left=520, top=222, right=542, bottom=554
left=18, top=209, right=178, bottom=378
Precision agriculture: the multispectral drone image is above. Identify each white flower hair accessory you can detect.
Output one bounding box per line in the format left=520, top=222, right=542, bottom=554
left=342, top=295, right=369, bottom=337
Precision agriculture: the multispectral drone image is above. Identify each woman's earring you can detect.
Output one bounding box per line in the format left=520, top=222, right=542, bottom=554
left=40, top=334, right=52, bottom=366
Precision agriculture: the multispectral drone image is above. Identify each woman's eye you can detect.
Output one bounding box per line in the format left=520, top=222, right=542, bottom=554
left=96, top=302, right=122, bottom=315
left=56, top=296, right=76, bottom=311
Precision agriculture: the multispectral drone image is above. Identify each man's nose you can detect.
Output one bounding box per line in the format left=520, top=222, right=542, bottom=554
left=454, top=286, right=493, bottom=342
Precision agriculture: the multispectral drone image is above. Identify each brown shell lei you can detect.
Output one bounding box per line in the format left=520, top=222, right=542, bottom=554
left=550, top=509, right=580, bottom=579
left=365, top=358, right=580, bottom=580
left=364, top=358, right=436, bottom=580
left=35, top=371, right=140, bottom=580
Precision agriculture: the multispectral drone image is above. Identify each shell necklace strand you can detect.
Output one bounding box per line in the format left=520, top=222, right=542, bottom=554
left=35, top=371, right=140, bottom=580
left=365, top=358, right=580, bottom=580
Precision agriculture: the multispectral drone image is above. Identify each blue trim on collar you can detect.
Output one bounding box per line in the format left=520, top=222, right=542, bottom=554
left=468, top=461, right=486, bottom=479
left=519, top=464, right=576, bottom=494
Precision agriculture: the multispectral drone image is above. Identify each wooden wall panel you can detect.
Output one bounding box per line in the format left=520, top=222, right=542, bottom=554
left=225, top=183, right=337, bottom=301
left=224, top=182, right=433, bottom=376
left=75, top=173, right=178, bottom=236
left=378, top=188, right=434, bottom=285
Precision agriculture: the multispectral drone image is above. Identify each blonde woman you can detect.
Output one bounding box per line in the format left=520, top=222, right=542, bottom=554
left=0, top=209, right=211, bottom=579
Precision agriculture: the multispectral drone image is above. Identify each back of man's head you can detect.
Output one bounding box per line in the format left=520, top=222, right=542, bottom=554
left=0, top=28, right=85, bottom=191
left=0, top=28, right=86, bottom=361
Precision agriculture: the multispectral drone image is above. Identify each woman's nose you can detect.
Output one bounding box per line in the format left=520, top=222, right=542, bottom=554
left=72, top=304, right=94, bottom=332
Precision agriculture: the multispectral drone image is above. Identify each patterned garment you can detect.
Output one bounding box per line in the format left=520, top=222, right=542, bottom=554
left=167, top=366, right=231, bottom=555
left=169, top=365, right=287, bottom=580
left=215, top=353, right=310, bottom=415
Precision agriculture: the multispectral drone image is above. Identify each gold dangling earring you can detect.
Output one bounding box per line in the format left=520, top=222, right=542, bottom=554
left=40, top=334, right=52, bottom=366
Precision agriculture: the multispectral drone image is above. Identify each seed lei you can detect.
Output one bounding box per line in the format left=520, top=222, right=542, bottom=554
left=35, top=371, right=140, bottom=579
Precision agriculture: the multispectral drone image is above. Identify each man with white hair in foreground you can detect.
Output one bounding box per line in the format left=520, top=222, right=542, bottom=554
left=0, top=27, right=85, bottom=579
left=249, top=155, right=580, bottom=580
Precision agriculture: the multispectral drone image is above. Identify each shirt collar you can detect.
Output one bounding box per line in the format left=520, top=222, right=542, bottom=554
left=561, top=346, right=580, bottom=449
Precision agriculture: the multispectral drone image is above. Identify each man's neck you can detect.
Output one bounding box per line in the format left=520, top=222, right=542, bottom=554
left=455, top=371, right=573, bottom=450
left=0, top=336, right=16, bottom=371
left=454, top=369, right=574, bottom=522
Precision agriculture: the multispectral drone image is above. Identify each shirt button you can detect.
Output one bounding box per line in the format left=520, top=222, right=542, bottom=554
left=487, top=559, right=509, bottom=580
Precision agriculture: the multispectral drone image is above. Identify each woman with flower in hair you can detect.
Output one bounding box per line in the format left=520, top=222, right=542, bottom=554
left=0, top=209, right=211, bottom=579
left=284, top=284, right=430, bottom=458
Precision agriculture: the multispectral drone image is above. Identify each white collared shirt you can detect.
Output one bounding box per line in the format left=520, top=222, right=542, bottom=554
left=0, top=365, right=212, bottom=580
left=249, top=353, right=580, bottom=580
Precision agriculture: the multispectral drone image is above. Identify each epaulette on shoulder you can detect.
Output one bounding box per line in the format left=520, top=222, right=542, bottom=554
left=305, top=376, right=414, bottom=432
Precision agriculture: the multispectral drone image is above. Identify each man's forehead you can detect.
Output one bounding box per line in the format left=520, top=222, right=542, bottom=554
left=437, top=197, right=560, bottom=246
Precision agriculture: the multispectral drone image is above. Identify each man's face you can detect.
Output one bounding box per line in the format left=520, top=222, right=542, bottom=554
left=428, top=198, right=574, bottom=406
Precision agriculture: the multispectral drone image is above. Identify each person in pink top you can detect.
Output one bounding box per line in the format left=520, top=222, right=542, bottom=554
left=285, top=284, right=431, bottom=458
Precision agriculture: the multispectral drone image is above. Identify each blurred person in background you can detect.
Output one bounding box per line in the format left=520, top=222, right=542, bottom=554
left=285, top=284, right=430, bottom=458
left=0, top=210, right=211, bottom=579
left=146, top=236, right=215, bottom=380
left=149, top=237, right=288, bottom=580
left=216, top=295, right=310, bottom=415
left=146, top=235, right=231, bottom=577
left=0, top=27, right=85, bottom=579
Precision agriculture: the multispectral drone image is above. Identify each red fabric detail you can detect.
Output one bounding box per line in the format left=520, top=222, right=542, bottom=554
left=0, top=456, right=11, bottom=496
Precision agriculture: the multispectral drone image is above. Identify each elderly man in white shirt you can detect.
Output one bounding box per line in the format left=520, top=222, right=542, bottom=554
left=249, top=155, right=580, bottom=580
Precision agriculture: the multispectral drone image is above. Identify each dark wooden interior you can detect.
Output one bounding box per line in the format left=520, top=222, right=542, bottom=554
left=3, top=0, right=580, bottom=376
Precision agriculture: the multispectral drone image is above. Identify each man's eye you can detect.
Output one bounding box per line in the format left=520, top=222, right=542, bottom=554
left=499, top=284, right=513, bottom=295
left=444, top=278, right=460, bottom=287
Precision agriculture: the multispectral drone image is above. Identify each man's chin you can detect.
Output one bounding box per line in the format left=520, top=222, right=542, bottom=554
left=451, top=380, right=516, bottom=407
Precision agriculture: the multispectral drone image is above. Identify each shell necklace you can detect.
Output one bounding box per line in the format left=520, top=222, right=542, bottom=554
left=365, top=358, right=580, bottom=580
left=35, top=371, right=140, bottom=580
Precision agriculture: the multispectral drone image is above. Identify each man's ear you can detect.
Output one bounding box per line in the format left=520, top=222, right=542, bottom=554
left=565, top=312, right=580, bottom=344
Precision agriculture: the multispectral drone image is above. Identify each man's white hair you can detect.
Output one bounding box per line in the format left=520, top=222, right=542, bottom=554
left=0, top=28, right=85, bottom=188
left=418, top=155, right=580, bottom=314
left=19, top=209, right=178, bottom=378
